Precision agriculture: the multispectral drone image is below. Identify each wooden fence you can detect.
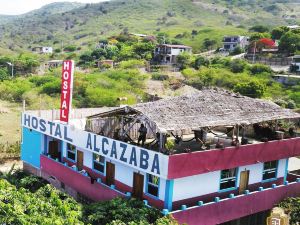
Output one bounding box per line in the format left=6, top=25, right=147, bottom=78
left=245, top=55, right=293, bottom=66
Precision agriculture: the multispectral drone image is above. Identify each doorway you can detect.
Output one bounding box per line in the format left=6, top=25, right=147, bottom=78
left=239, top=170, right=250, bottom=195
left=106, top=162, right=115, bottom=186
left=132, top=172, right=144, bottom=199
left=48, top=140, right=60, bottom=160
left=77, top=150, right=84, bottom=171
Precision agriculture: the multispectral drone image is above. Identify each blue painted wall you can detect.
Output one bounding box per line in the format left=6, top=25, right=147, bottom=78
left=164, top=179, right=174, bottom=211
left=21, top=127, right=43, bottom=168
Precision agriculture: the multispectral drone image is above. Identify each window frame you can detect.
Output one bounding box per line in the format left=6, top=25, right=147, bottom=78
left=66, top=143, right=76, bottom=162
left=146, top=174, right=160, bottom=198
left=93, top=153, right=106, bottom=175
left=262, top=160, right=278, bottom=182
left=219, top=168, right=238, bottom=192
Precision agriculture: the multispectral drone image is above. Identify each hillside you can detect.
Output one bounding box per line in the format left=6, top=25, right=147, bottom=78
left=0, top=0, right=299, bottom=53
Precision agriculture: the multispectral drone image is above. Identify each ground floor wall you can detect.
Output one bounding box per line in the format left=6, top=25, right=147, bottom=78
left=171, top=181, right=300, bottom=225
left=219, top=210, right=270, bottom=225
left=42, top=136, right=168, bottom=209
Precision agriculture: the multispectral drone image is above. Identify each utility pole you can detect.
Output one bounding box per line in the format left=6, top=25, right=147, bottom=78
left=252, top=41, right=256, bottom=64
left=6, top=62, right=14, bottom=77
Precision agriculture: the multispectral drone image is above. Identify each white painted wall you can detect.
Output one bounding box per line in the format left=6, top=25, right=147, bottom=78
left=42, top=47, right=53, bottom=54
left=172, top=159, right=287, bottom=202
left=64, top=143, right=166, bottom=201
left=113, top=160, right=166, bottom=201
left=173, top=171, right=220, bottom=201
left=171, top=49, right=183, bottom=55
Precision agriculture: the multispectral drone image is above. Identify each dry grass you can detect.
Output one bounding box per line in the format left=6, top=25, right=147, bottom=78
left=0, top=100, right=21, bottom=145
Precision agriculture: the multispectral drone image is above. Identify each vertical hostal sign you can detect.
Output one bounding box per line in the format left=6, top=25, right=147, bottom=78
left=60, top=60, right=74, bottom=123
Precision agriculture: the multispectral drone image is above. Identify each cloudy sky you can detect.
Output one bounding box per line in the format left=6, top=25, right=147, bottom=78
left=0, top=0, right=107, bottom=15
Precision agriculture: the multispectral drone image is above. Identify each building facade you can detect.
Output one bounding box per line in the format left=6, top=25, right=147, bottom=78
left=153, top=44, right=192, bottom=64
left=32, top=46, right=53, bottom=54
left=222, top=36, right=249, bottom=52
left=291, top=55, right=300, bottom=73
left=21, top=90, right=300, bottom=225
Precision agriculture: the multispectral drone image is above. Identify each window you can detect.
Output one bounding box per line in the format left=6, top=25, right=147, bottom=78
left=93, top=154, right=105, bottom=174
left=147, top=174, right=159, bottom=197
left=220, top=168, right=237, bottom=191
left=67, top=143, right=76, bottom=161
left=262, top=160, right=278, bottom=181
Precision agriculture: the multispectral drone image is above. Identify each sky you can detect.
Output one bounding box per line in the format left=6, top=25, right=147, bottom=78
left=0, top=0, right=107, bottom=15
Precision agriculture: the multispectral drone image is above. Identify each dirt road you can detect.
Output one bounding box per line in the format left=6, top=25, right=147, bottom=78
left=0, top=160, right=22, bottom=173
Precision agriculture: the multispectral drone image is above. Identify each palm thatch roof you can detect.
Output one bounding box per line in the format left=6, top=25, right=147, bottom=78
left=89, top=88, right=300, bottom=132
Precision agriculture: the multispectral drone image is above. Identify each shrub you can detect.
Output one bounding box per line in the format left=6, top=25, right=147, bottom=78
left=194, top=56, right=210, bottom=69
left=234, top=80, right=266, bottom=98
left=54, top=48, right=61, bottom=53
left=229, top=46, right=243, bottom=56
left=177, top=52, right=192, bottom=70
left=152, top=73, right=169, bottom=81
left=118, top=60, right=145, bottom=69
left=278, top=197, right=300, bottom=224
left=29, top=76, right=58, bottom=86
left=249, top=25, right=269, bottom=33
left=82, top=198, right=162, bottom=225
left=249, top=64, right=272, bottom=75
left=41, top=80, right=61, bottom=95
left=230, top=59, right=247, bottom=73
left=64, top=45, right=77, bottom=52
left=0, top=68, right=9, bottom=81
left=0, top=79, right=32, bottom=102
left=287, top=99, right=296, bottom=109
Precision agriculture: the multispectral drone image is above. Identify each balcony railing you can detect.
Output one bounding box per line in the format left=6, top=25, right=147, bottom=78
left=40, top=154, right=129, bottom=201
left=167, top=179, right=300, bottom=225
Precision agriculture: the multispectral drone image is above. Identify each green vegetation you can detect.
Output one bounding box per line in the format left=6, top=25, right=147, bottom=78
left=182, top=58, right=300, bottom=107
left=0, top=169, right=177, bottom=225
left=278, top=197, right=300, bottom=225
left=0, top=66, right=147, bottom=109
left=1, top=0, right=299, bottom=55
left=0, top=100, right=21, bottom=145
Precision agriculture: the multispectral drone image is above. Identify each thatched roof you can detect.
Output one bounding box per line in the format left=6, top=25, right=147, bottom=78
left=89, top=89, right=300, bottom=132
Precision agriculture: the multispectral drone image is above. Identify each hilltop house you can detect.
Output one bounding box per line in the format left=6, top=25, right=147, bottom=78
left=287, top=25, right=300, bottom=30
left=290, top=55, right=300, bottom=73
left=222, top=36, right=249, bottom=52
left=45, top=60, right=63, bottom=70
left=21, top=89, right=300, bottom=225
left=153, top=44, right=192, bottom=64
left=32, top=46, right=53, bottom=54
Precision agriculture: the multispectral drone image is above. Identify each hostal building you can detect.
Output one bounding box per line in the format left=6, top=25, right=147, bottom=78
left=21, top=89, right=300, bottom=225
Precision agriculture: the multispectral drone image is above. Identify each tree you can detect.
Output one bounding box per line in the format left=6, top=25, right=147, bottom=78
left=106, top=46, right=119, bottom=60
left=156, top=32, right=170, bottom=44
left=249, top=25, right=269, bottom=33
left=279, top=31, right=300, bottom=54
left=271, top=26, right=289, bottom=40
left=194, top=56, right=210, bottom=69
left=249, top=32, right=271, bottom=42
left=0, top=68, right=9, bottom=81
left=79, top=52, right=93, bottom=63
left=133, top=42, right=155, bottom=60
left=177, top=52, right=192, bottom=70
left=230, top=59, right=247, bottom=73
left=203, top=38, right=217, bottom=50
left=234, top=80, right=266, bottom=98
left=230, top=46, right=243, bottom=56
left=91, top=48, right=107, bottom=60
